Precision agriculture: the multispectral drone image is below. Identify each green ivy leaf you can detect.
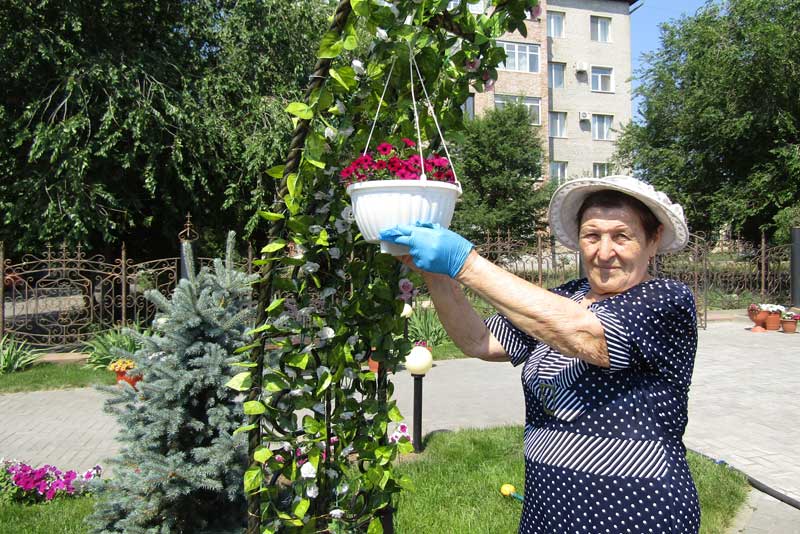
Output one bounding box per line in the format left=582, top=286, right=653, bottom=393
left=316, top=369, right=332, bottom=395
left=329, top=67, right=357, bottom=90
left=303, top=415, right=322, bottom=434
left=266, top=165, right=285, bottom=179
left=294, top=497, right=310, bottom=519
left=315, top=229, right=329, bottom=246
left=265, top=297, right=286, bottom=313
left=254, top=446, right=273, bottom=464
left=243, top=400, right=267, bottom=415
left=397, top=474, right=415, bottom=491
left=287, top=173, right=301, bottom=198
left=261, top=239, right=287, bottom=253
left=258, top=210, right=285, bottom=221
left=388, top=405, right=403, bottom=422
left=286, top=353, right=310, bottom=369
left=265, top=376, right=289, bottom=392
left=231, top=361, right=258, bottom=368
left=244, top=466, right=262, bottom=493
left=367, top=517, right=384, bottom=534
left=318, top=31, right=344, bottom=58
left=225, top=372, right=252, bottom=391
left=285, top=102, right=313, bottom=120
left=350, top=0, right=370, bottom=17
left=233, top=423, right=257, bottom=436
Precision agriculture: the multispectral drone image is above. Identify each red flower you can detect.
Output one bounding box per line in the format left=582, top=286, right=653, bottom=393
left=340, top=166, right=354, bottom=179
left=401, top=138, right=416, bottom=148
left=374, top=159, right=388, bottom=170
left=387, top=157, right=403, bottom=172
left=376, top=142, right=394, bottom=155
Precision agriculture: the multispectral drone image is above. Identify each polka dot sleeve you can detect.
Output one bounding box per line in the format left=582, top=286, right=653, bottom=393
left=484, top=314, right=539, bottom=367
left=593, top=280, right=698, bottom=389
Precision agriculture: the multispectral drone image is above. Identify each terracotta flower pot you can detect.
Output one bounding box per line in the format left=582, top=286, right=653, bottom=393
left=764, top=312, right=781, bottom=331
left=754, top=310, right=769, bottom=328
left=781, top=320, right=797, bottom=333
left=367, top=357, right=380, bottom=373
left=115, top=370, right=141, bottom=389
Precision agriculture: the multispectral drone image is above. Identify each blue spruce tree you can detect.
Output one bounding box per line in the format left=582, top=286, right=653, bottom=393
left=88, top=233, right=257, bottom=533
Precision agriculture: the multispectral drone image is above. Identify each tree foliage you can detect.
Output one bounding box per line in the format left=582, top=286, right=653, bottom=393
left=614, top=0, right=800, bottom=241
left=0, top=0, right=330, bottom=256
left=451, top=103, right=551, bottom=242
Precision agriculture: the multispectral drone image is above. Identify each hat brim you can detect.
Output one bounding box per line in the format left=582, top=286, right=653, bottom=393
left=548, top=176, right=689, bottom=254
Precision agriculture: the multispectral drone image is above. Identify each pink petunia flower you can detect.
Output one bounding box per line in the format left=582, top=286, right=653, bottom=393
left=376, top=142, right=394, bottom=155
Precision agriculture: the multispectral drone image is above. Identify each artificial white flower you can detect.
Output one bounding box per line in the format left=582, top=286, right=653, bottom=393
left=330, top=508, right=344, bottom=519
left=351, top=59, right=366, bottom=75
left=329, top=247, right=341, bottom=259
left=302, top=262, right=320, bottom=274
left=341, top=206, right=355, bottom=221
left=334, top=219, right=350, bottom=234
left=306, top=484, right=319, bottom=498
left=300, top=462, right=317, bottom=479
left=324, top=126, right=337, bottom=140
left=318, top=327, right=335, bottom=340
left=339, top=126, right=353, bottom=138
left=376, top=28, right=388, bottom=40
left=401, top=303, right=413, bottom=318
left=338, top=482, right=349, bottom=495
left=320, top=287, right=336, bottom=298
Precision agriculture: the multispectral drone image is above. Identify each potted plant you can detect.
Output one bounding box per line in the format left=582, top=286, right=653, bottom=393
left=108, top=358, right=141, bottom=389
left=761, top=304, right=786, bottom=331
left=343, top=138, right=461, bottom=256
left=747, top=303, right=765, bottom=327
left=780, top=311, right=799, bottom=333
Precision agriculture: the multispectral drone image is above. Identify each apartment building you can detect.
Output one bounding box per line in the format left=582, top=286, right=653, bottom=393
left=464, top=0, right=635, bottom=182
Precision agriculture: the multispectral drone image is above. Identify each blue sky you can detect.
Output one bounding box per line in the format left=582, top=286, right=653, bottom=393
left=629, top=0, right=709, bottom=117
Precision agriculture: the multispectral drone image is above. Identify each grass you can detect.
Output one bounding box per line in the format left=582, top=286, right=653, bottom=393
left=394, top=426, right=750, bottom=534
left=0, top=363, right=116, bottom=394
left=430, top=341, right=468, bottom=360
left=0, top=428, right=750, bottom=534
left=0, top=495, right=94, bottom=534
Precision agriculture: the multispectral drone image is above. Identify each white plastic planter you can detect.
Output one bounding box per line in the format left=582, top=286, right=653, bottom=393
left=346, top=179, right=462, bottom=255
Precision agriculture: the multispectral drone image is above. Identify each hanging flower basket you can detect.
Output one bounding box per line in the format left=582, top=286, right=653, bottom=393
left=343, top=53, right=463, bottom=256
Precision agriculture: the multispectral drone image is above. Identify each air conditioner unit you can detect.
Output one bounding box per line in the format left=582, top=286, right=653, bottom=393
left=579, top=111, right=591, bottom=121
left=575, top=62, right=589, bottom=73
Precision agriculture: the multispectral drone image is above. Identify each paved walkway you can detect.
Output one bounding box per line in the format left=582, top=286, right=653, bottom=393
left=1, top=317, right=799, bottom=532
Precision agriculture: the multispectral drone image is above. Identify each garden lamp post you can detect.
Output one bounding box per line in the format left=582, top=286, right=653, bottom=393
left=405, top=343, right=433, bottom=453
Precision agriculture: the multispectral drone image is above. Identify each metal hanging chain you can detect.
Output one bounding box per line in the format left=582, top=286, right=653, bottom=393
left=411, top=53, right=461, bottom=188
left=363, top=58, right=397, bottom=156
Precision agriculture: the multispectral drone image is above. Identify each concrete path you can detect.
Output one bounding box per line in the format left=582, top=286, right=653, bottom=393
left=1, top=318, right=799, bottom=532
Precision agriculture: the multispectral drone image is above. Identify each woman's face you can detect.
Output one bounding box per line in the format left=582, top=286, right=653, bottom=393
left=579, top=205, right=662, bottom=296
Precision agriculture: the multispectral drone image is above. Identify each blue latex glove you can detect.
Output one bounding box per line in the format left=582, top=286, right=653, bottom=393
left=379, top=222, right=474, bottom=278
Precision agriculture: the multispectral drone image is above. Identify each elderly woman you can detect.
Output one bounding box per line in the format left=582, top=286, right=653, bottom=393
left=380, top=175, right=699, bottom=533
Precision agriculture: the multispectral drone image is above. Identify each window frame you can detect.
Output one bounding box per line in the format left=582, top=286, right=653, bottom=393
left=549, top=111, right=567, bottom=138
left=590, top=66, right=615, bottom=93
left=494, top=94, right=542, bottom=125
left=592, top=162, right=611, bottom=178
left=592, top=114, right=614, bottom=141
left=547, top=11, right=565, bottom=38
left=498, top=41, right=541, bottom=74
left=548, top=62, right=566, bottom=89
left=590, top=15, right=612, bottom=43
left=550, top=161, right=568, bottom=183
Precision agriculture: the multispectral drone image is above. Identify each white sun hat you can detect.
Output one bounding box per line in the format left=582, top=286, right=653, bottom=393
left=548, top=175, right=689, bottom=253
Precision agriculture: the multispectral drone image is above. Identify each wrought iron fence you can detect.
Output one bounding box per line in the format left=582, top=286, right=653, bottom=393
left=1, top=238, right=254, bottom=351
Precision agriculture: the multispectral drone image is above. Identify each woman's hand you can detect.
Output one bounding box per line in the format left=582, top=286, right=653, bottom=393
left=379, top=222, right=474, bottom=278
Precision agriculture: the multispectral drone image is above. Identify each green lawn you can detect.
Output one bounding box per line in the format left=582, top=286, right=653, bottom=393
left=0, top=495, right=95, bottom=534
left=0, top=363, right=116, bottom=394
left=0, top=427, right=749, bottom=534
left=430, top=341, right=468, bottom=361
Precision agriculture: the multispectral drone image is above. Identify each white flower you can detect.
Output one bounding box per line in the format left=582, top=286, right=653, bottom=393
left=338, top=483, right=349, bottom=495
left=329, top=247, right=341, bottom=259
left=339, top=126, right=353, bottom=138
left=318, top=327, right=335, bottom=340
left=335, top=100, right=346, bottom=115
left=401, top=303, right=413, bottom=318
left=308, top=225, right=323, bottom=235
left=300, top=462, right=317, bottom=479
left=346, top=335, right=358, bottom=346
left=341, top=206, right=355, bottom=221
left=340, top=411, right=354, bottom=420
left=376, top=28, right=388, bottom=40
left=334, top=219, right=350, bottom=234
left=351, top=59, right=366, bottom=76
left=306, top=484, right=319, bottom=498
left=330, top=508, right=344, bottom=519
left=154, top=317, right=168, bottom=329
left=324, top=126, right=337, bottom=140
left=302, top=262, right=320, bottom=274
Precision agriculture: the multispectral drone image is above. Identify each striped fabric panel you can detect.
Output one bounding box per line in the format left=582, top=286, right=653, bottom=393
left=593, top=308, right=632, bottom=371
left=524, top=426, right=668, bottom=479
left=549, top=388, right=585, bottom=421
left=485, top=314, right=538, bottom=366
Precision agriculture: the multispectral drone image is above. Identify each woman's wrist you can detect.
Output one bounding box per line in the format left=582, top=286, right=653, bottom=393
left=454, top=249, right=483, bottom=285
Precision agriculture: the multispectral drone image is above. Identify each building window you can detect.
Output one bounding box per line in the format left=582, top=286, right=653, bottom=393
left=463, top=93, right=475, bottom=120
left=591, top=66, right=614, bottom=92
left=494, top=95, right=541, bottom=125
left=549, top=62, right=565, bottom=88
left=593, top=162, right=611, bottom=178
left=591, top=16, right=611, bottom=43
left=547, top=12, right=564, bottom=38
left=550, top=161, right=568, bottom=183
left=549, top=112, right=567, bottom=137
left=498, top=41, right=540, bottom=73
left=592, top=114, right=613, bottom=140
left=447, top=0, right=486, bottom=14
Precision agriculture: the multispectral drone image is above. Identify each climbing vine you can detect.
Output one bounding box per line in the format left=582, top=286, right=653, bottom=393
left=231, top=1, right=538, bottom=532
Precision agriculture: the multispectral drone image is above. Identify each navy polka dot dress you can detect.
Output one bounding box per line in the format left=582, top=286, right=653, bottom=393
left=485, top=278, right=700, bottom=534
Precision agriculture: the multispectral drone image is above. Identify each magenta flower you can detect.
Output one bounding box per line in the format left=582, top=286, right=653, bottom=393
left=376, top=142, right=394, bottom=155
left=401, top=138, right=416, bottom=148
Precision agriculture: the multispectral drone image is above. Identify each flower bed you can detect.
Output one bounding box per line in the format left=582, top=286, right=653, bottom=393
left=1, top=459, right=102, bottom=503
